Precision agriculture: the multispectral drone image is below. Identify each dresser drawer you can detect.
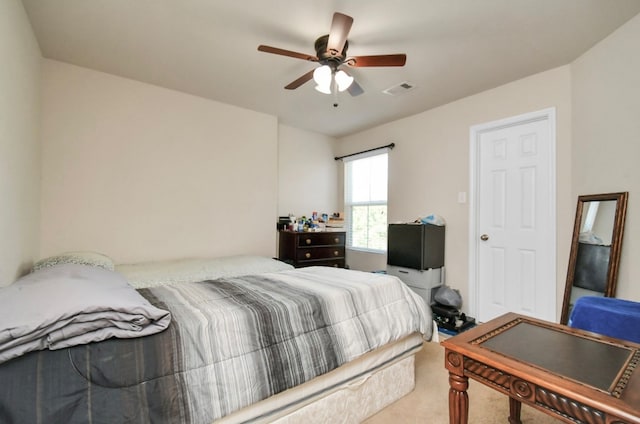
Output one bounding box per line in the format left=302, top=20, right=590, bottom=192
left=296, top=246, right=345, bottom=261
left=296, top=258, right=345, bottom=268
left=297, top=233, right=345, bottom=247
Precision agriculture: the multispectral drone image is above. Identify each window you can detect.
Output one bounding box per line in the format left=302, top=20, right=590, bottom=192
left=344, top=152, right=388, bottom=252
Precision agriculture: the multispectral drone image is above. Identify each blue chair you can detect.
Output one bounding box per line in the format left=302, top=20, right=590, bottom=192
left=569, top=296, right=640, bottom=344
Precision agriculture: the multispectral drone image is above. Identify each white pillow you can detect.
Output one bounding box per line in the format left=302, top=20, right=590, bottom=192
left=116, top=255, right=293, bottom=288
left=32, top=251, right=115, bottom=272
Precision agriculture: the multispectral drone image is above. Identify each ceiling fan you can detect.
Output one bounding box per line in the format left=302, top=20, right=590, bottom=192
left=257, top=12, right=406, bottom=100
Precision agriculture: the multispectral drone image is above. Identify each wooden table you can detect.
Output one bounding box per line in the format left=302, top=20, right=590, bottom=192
left=441, top=312, right=640, bottom=424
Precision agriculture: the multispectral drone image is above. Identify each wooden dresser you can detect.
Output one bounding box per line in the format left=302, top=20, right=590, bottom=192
left=278, top=230, right=346, bottom=268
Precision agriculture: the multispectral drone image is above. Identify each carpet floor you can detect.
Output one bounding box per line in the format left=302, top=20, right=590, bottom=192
left=362, top=338, right=562, bottom=423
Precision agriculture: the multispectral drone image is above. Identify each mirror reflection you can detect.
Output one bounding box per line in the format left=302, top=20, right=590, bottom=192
left=572, top=201, right=614, bottom=298
left=560, top=192, right=628, bottom=325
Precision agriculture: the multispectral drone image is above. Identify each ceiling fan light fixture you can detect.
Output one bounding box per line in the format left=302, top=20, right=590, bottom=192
left=313, top=65, right=332, bottom=85
left=314, top=84, right=332, bottom=94
left=313, top=65, right=332, bottom=94
left=335, top=70, right=354, bottom=92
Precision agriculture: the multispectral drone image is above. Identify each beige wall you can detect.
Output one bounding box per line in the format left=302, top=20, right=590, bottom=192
left=338, top=11, right=640, bottom=313
left=571, top=13, right=640, bottom=301
left=40, top=60, right=279, bottom=264
left=277, top=124, right=338, bottom=218
left=0, top=0, right=42, bottom=286
left=337, top=66, right=573, bottom=317
left=277, top=124, right=339, bottom=255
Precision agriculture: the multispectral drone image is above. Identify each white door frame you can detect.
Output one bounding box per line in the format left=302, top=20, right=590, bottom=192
left=468, top=107, right=557, bottom=321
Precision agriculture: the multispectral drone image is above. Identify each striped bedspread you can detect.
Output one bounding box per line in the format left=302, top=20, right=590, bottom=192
left=0, top=266, right=431, bottom=424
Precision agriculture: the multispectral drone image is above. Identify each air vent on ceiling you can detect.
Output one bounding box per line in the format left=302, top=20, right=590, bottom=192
left=383, top=81, right=416, bottom=96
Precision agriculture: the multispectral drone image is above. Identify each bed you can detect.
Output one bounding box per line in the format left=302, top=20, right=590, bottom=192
left=0, top=254, right=433, bottom=423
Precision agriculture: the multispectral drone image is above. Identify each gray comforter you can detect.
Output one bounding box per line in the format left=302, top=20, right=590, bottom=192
left=0, top=266, right=431, bottom=423
left=0, top=264, right=171, bottom=364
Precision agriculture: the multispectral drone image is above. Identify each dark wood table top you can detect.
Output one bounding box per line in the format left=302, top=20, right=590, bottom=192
left=441, top=312, right=640, bottom=423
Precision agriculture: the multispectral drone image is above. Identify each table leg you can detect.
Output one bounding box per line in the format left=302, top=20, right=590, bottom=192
left=508, top=397, right=522, bottom=424
left=448, top=372, right=469, bottom=424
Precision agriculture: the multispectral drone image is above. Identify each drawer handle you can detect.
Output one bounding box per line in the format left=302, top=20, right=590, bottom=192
left=334, top=251, right=339, bottom=256
left=306, top=239, right=312, bottom=245
left=333, top=264, right=338, bottom=267
left=334, top=238, right=340, bottom=243
left=305, top=253, right=311, bottom=259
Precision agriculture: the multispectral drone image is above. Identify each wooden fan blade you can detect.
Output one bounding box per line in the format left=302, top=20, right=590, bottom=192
left=347, top=80, right=364, bottom=97
left=285, top=69, right=315, bottom=90
left=327, top=13, right=353, bottom=55
left=347, top=54, right=407, bottom=67
left=258, top=45, right=318, bottom=62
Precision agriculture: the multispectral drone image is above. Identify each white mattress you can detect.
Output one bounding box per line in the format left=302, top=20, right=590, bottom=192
left=218, top=333, right=426, bottom=423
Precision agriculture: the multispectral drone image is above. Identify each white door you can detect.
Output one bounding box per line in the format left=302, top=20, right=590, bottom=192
left=469, top=109, right=556, bottom=323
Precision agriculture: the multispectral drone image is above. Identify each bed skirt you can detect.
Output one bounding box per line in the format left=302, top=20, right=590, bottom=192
left=218, top=333, right=425, bottom=423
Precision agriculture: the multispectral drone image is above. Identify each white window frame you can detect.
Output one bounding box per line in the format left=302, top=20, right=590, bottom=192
left=344, top=150, right=389, bottom=254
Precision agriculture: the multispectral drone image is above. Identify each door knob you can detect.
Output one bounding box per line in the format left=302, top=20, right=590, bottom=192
left=480, top=234, right=489, bottom=241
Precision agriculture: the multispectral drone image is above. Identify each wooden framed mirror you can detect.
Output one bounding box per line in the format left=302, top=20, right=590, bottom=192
left=560, top=192, right=628, bottom=324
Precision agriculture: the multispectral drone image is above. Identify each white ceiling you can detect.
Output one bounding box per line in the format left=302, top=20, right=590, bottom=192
left=22, top=0, right=640, bottom=137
